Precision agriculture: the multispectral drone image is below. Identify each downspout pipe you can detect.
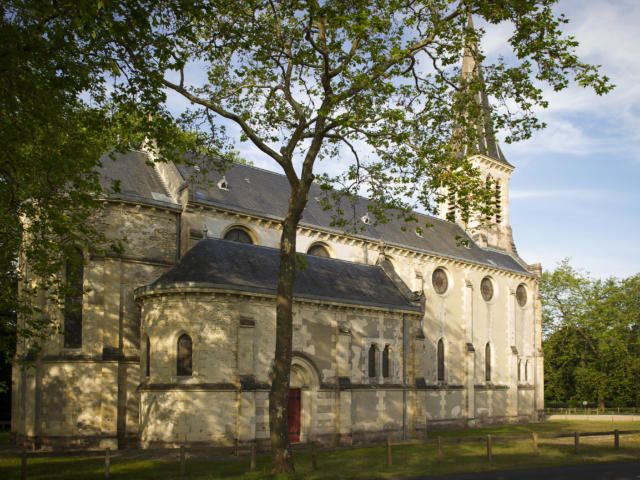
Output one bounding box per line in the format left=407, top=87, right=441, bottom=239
left=402, top=313, right=407, bottom=440
left=532, top=282, right=539, bottom=421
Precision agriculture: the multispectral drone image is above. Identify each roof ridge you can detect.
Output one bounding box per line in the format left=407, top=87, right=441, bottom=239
left=200, top=237, right=385, bottom=270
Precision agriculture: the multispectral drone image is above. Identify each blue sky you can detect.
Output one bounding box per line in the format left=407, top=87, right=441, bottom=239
left=165, top=0, right=639, bottom=279
left=493, top=0, right=640, bottom=279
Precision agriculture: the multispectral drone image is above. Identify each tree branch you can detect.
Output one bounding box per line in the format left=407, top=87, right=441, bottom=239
left=161, top=78, right=286, bottom=168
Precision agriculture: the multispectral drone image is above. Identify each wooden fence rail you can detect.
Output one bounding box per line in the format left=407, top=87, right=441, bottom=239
left=13, top=429, right=640, bottom=478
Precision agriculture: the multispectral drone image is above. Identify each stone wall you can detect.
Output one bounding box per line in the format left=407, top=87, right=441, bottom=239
left=177, top=205, right=541, bottom=428
left=12, top=201, right=180, bottom=449
left=136, top=286, right=423, bottom=447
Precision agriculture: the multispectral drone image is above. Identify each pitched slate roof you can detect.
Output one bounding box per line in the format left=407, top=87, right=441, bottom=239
left=138, top=238, right=420, bottom=311
left=94, top=151, right=530, bottom=276
left=98, top=150, right=178, bottom=207
left=175, top=160, right=531, bottom=276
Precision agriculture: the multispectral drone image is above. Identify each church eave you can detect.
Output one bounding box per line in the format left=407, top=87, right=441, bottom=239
left=100, top=193, right=183, bottom=212
left=187, top=198, right=534, bottom=279
left=133, top=282, right=422, bottom=314
left=468, top=153, right=514, bottom=173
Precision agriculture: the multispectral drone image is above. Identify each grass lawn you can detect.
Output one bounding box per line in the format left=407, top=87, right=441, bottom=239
left=1, top=421, right=639, bottom=479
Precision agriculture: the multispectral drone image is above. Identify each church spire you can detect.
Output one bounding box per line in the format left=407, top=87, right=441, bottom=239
left=461, top=14, right=477, bottom=79
left=460, top=14, right=511, bottom=167
left=440, top=14, right=520, bottom=257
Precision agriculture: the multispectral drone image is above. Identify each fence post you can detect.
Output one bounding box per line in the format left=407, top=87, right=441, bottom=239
left=437, top=436, right=443, bottom=459
left=574, top=432, right=580, bottom=453
left=614, top=429, right=620, bottom=449
left=249, top=442, right=256, bottom=472
left=180, top=445, right=185, bottom=476
left=486, top=434, right=492, bottom=461
left=532, top=433, right=538, bottom=456
left=386, top=436, right=392, bottom=467
left=105, top=447, right=110, bottom=479
left=311, top=441, right=318, bottom=470
left=20, top=449, right=27, bottom=480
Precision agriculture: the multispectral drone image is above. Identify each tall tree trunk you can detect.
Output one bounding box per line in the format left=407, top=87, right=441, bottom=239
left=269, top=193, right=307, bottom=473
left=268, top=111, right=324, bottom=473
left=598, top=363, right=606, bottom=411
left=635, top=368, right=639, bottom=413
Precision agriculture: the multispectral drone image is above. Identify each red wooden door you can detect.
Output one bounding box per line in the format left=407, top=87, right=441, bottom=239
left=288, top=388, right=301, bottom=442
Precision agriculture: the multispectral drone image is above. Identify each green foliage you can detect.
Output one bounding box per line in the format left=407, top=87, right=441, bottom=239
left=542, top=259, right=640, bottom=408
left=0, top=1, right=233, bottom=390
left=1, top=1, right=613, bottom=473
left=99, top=0, right=612, bottom=227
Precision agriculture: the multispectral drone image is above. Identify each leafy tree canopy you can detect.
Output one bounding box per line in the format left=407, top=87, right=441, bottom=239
left=0, top=1, right=221, bottom=359
left=1, top=0, right=613, bottom=472
left=542, top=260, right=640, bottom=409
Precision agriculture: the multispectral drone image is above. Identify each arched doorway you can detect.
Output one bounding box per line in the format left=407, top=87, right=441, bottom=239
left=289, top=356, right=319, bottom=443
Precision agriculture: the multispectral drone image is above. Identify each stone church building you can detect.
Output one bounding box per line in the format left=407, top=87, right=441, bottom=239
left=12, top=51, right=543, bottom=451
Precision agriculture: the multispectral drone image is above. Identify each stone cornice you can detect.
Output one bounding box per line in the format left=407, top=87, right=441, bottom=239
left=468, top=153, right=515, bottom=174
left=100, top=194, right=183, bottom=213
left=186, top=201, right=536, bottom=281
left=134, top=284, right=422, bottom=317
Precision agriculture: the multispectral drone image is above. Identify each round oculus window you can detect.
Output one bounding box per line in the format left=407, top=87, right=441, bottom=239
left=516, top=284, right=527, bottom=307
left=481, top=277, right=494, bottom=301
left=432, top=268, right=448, bottom=294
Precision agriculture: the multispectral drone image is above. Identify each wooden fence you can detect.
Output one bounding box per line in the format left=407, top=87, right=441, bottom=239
left=545, top=407, right=639, bottom=415
left=14, top=429, right=640, bottom=478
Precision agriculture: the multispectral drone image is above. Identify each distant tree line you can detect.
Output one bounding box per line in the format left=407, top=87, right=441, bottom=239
left=542, top=260, right=640, bottom=409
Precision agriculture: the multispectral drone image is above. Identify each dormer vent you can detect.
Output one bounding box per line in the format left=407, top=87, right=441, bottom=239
left=217, top=176, right=229, bottom=191
left=415, top=227, right=424, bottom=238
left=361, top=213, right=371, bottom=225
left=244, top=178, right=251, bottom=184
left=194, top=165, right=201, bottom=172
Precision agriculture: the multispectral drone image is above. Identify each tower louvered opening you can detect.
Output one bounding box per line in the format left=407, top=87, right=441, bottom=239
left=495, top=181, right=502, bottom=224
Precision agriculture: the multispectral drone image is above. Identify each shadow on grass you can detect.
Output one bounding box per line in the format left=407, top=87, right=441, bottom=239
left=2, top=422, right=640, bottom=479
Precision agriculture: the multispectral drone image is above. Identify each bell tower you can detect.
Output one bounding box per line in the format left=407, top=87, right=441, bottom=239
left=439, top=15, right=518, bottom=255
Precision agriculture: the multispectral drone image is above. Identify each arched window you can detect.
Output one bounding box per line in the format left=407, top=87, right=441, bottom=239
left=145, top=335, right=151, bottom=377
left=368, top=344, right=378, bottom=378
left=517, top=359, right=522, bottom=382
left=437, top=339, right=445, bottom=382
left=224, top=227, right=253, bottom=244
left=64, top=247, right=83, bottom=348
left=307, top=243, right=330, bottom=257
left=485, top=342, right=492, bottom=382
left=382, top=345, right=391, bottom=378
left=524, top=360, right=529, bottom=383
left=177, top=334, right=193, bottom=376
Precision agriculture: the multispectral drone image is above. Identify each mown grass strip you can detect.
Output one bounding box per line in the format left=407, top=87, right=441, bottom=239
left=1, top=421, right=640, bottom=479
